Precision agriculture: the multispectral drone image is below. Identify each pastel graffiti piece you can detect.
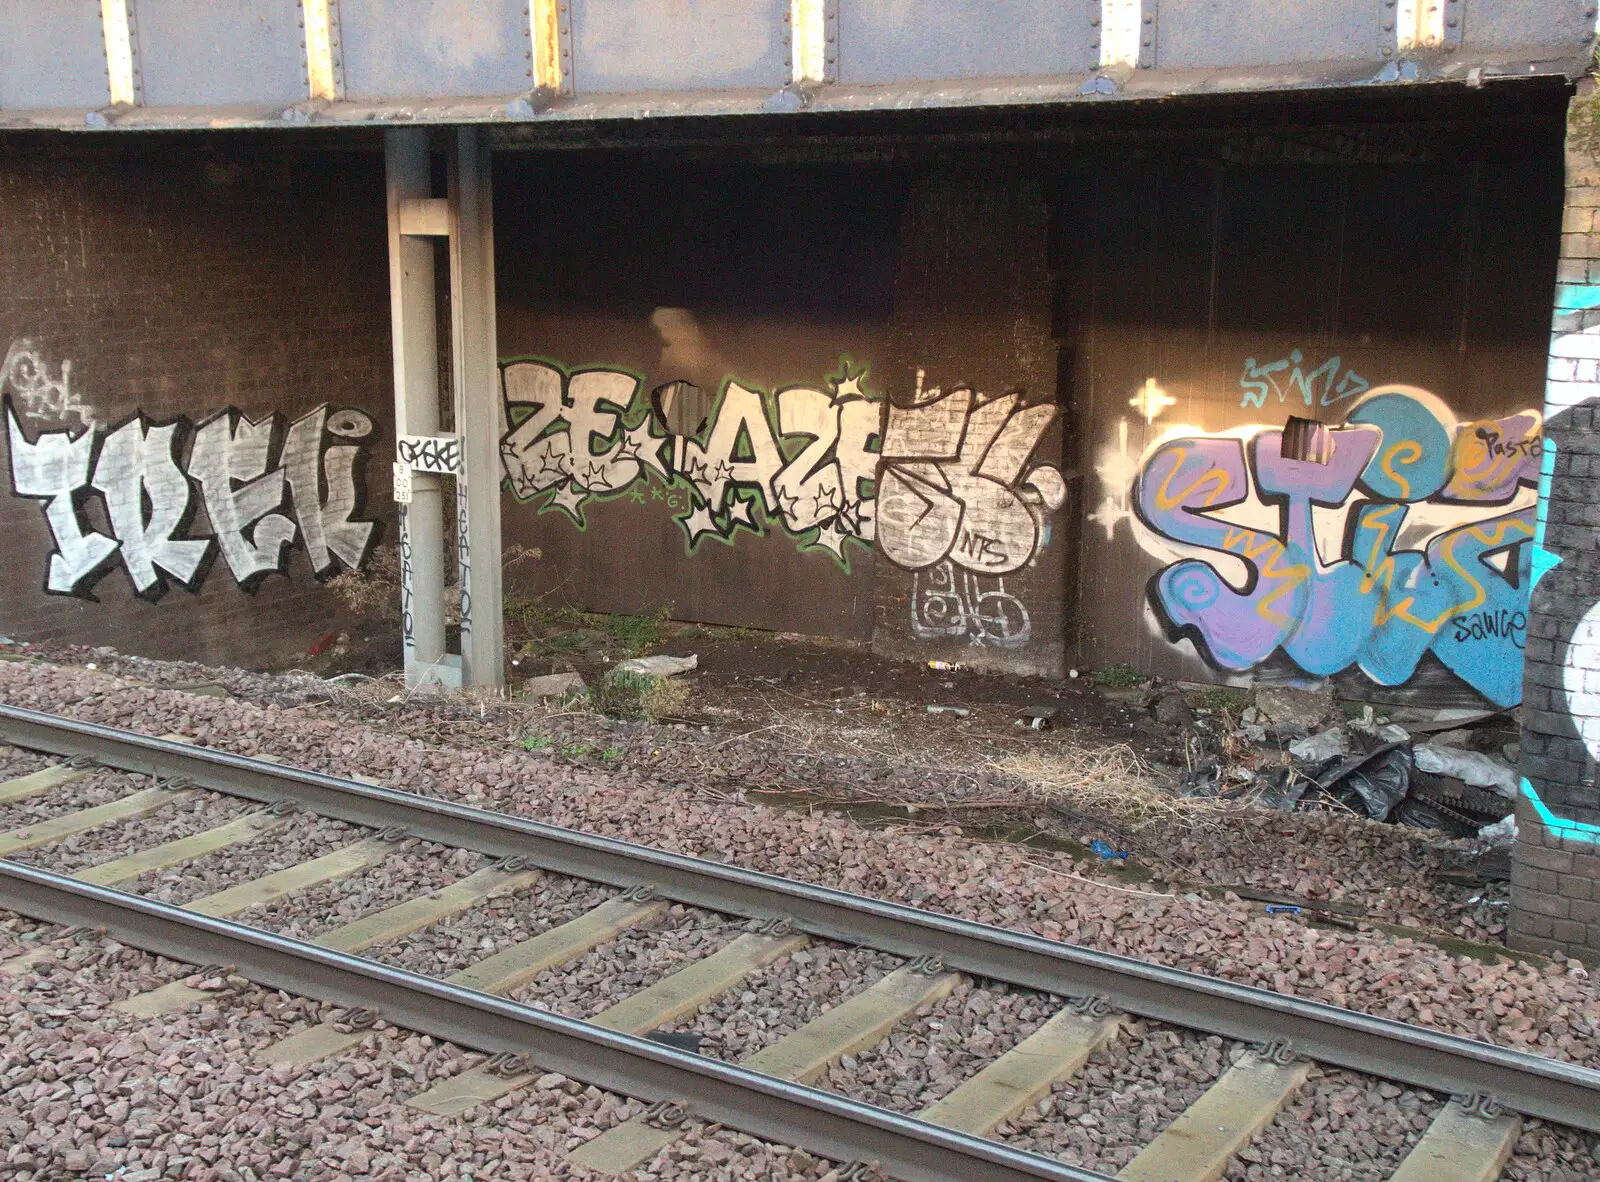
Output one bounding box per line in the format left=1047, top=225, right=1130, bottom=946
left=1125, top=385, right=1540, bottom=707
left=396, top=433, right=462, bottom=475
left=91, top=416, right=214, bottom=598
left=1238, top=349, right=1370, bottom=410
left=1, top=338, right=94, bottom=429
left=5, top=406, right=119, bottom=593
left=6, top=392, right=379, bottom=600
left=499, top=357, right=880, bottom=568
left=189, top=411, right=297, bottom=589
left=910, top=559, right=1031, bottom=648
left=877, top=380, right=1065, bottom=576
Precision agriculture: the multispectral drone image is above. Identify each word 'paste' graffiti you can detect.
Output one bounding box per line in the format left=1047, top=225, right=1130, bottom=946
left=7, top=398, right=379, bottom=600
left=499, top=358, right=880, bottom=565
left=1240, top=350, right=1370, bottom=410
left=1127, top=386, right=1539, bottom=707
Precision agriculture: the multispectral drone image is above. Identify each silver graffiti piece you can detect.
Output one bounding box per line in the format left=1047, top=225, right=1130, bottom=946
left=1, top=338, right=92, bottom=428
left=909, top=559, right=1032, bottom=649
left=6, top=362, right=379, bottom=599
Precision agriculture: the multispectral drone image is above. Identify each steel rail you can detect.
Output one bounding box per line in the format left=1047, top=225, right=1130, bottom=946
left=0, top=861, right=1108, bottom=1182
left=4, top=704, right=1599, bottom=1132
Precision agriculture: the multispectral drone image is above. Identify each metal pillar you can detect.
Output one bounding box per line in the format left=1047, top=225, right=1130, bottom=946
left=384, top=128, right=451, bottom=691
left=447, top=126, right=505, bottom=689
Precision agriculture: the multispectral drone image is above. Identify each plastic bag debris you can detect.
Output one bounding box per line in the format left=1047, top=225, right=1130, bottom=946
left=1413, top=743, right=1518, bottom=798
left=1477, top=814, right=1517, bottom=850
left=1254, top=766, right=1309, bottom=811
left=1314, top=742, right=1413, bottom=821
left=1089, top=838, right=1128, bottom=860
left=614, top=654, right=698, bottom=678
left=1289, top=727, right=1349, bottom=763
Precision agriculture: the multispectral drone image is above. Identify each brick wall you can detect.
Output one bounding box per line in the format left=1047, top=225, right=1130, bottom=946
left=1514, top=80, right=1600, bottom=961
left=0, top=133, right=394, bottom=669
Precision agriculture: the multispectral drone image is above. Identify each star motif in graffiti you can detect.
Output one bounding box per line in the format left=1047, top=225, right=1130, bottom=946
left=773, top=486, right=801, bottom=523
left=548, top=480, right=588, bottom=523
left=724, top=496, right=757, bottom=531
left=679, top=502, right=724, bottom=546
left=536, top=453, right=570, bottom=486
left=680, top=455, right=710, bottom=486
left=578, top=459, right=614, bottom=490
left=1129, top=378, right=1175, bottom=426
left=619, top=419, right=671, bottom=480
left=712, top=459, right=735, bottom=484
left=808, top=517, right=852, bottom=561
left=1088, top=496, right=1130, bottom=541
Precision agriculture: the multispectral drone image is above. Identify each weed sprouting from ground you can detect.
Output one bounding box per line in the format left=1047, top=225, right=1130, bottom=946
left=1094, top=662, right=1148, bottom=689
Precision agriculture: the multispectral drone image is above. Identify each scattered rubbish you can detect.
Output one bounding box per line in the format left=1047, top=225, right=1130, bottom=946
left=1089, top=838, right=1127, bottom=861
left=646, top=1029, right=711, bottom=1054
left=308, top=629, right=339, bottom=657
left=1254, top=766, right=1308, bottom=811
left=1015, top=705, right=1058, bottom=731
left=1264, top=904, right=1301, bottom=916
left=1392, top=707, right=1506, bottom=734
left=1428, top=728, right=1475, bottom=749
left=614, top=653, right=698, bottom=678
left=322, top=672, right=376, bottom=684
left=927, top=660, right=963, bottom=671
left=1068, top=668, right=1080, bottom=678
left=927, top=705, right=970, bottom=717
left=1314, top=742, right=1413, bottom=821
left=1413, top=743, right=1519, bottom=797
left=1178, top=761, right=1223, bottom=797
left=521, top=671, right=587, bottom=699
left=1478, top=814, right=1517, bottom=850
left=0, top=635, right=12, bottom=645
left=173, top=681, right=230, bottom=698
left=1375, top=723, right=1411, bottom=744
left=1240, top=706, right=1259, bottom=724
left=1289, top=726, right=1349, bottom=763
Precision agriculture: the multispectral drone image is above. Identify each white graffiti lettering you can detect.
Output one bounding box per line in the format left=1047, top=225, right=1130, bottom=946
left=910, top=559, right=1032, bottom=648
left=6, top=392, right=379, bottom=601
left=1, top=338, right=95, bottom=429
left=877, top=371, right=1066, bottom=576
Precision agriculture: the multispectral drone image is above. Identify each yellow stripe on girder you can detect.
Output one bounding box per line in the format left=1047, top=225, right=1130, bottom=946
left=567, top=961, right=960, bottom=1175
left=918, top=1006, right=1124, bottom=1136
left=1389, top=1101, right=1521, bottom=1182
left=272, top=893, right=665, bottom=1072
left=1117, top=1052, right=1311, bottom=1182
left=408, top=926, right=805, bottom=1117
left=0, top=786, right=196, bottom=856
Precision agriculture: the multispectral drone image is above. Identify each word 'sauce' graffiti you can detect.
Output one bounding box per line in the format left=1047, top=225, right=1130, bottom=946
left=1133, top=387, right=1538, bottom=707
left=6, top=392, right=379, bottom=601
left=499, top=357, right=881, bottom=566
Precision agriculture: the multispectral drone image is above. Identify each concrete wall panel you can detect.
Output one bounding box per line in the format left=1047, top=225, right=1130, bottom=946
left=341, top=0, right=529, bottom=100
left=568, top=0, right=787, bottom=94
left=836, top=0, right=1097, bottom=85
left=137, top=0, right=306, bottom=107
left=0, top=1, right=108, bottom=111
left=1158, top=0, right=1376, bottom=70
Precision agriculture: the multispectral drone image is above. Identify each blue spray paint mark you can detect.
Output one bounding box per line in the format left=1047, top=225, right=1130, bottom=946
left=1521, top=776, right=1600, bottom=845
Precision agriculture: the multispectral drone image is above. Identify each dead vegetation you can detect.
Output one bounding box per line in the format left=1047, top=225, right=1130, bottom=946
left=996, top=746, right=1232, bottom=831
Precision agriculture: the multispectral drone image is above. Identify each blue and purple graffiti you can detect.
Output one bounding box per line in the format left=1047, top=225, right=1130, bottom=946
left=1133, top=387, right=1540, bottom=707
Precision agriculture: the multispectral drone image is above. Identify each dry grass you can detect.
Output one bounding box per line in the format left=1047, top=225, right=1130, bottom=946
left=997, top=746, right=1232, bottom=831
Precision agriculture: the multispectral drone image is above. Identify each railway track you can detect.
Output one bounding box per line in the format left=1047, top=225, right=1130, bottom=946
left=0, top=702, right=1595, bottom=1182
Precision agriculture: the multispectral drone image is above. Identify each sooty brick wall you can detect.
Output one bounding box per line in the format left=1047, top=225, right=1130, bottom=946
left=1514, top=81, right=1600, bottom=962
left=0, top=133, right=394, bottom=668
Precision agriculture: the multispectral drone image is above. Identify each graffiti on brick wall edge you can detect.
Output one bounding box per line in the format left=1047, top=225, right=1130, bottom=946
left=1095, top=378, right=1539, bottom=708
left=1526, top=283, right=1600, bottom=845
left=498, top=357, right=1065, bottom=649
left=3, top=347, right=380, bottom=601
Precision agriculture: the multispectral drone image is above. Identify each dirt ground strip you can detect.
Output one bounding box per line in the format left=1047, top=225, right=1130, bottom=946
left=0, top=655, right=1596, bottom=1179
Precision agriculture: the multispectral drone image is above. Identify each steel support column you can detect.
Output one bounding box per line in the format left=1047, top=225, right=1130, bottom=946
left=384, top=129, right=451, bottom=691
left=447, top=126, right=505, bottom=689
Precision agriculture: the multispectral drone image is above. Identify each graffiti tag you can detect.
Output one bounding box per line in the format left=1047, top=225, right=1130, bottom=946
left=1239, top=350, right=1370, bottom=410
left=910, top=559, right=1032, bottom=648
